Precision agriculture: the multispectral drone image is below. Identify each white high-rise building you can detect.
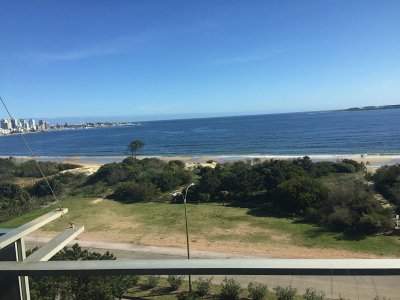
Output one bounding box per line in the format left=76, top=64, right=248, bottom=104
left=1, top=118, right=12, bottom=130
left=11, top=118, right=20, bottom=129
left=20, top=118, right=29, bottom=130
left=38, top=120, right=47, bottom=131
left=29, top=119, right=36, bottom=130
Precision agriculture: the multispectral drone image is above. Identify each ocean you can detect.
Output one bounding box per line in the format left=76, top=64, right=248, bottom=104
left=0, top=110, right=399, bottom=158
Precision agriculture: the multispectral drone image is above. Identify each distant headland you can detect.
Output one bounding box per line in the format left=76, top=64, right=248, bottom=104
left=339, top=104, right=400, bottom=112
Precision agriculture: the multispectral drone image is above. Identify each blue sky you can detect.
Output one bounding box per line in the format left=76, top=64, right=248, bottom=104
left=0, top=0, right=399, bottom=121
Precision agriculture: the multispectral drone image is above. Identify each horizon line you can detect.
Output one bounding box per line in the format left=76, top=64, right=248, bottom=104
left=4, top=103, right=400, bottom=124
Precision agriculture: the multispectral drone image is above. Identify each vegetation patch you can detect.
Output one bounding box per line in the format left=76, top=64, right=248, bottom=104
left=373, top=164, right=400, bottom=210
left=2, top=156, right=400, bottom=257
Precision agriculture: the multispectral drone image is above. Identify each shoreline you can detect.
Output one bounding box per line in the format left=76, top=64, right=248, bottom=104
left=2, top=153, right=400, bottom=168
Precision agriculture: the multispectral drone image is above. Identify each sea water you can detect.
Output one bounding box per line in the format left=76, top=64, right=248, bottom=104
left=0, top=110, right=399, bottom=157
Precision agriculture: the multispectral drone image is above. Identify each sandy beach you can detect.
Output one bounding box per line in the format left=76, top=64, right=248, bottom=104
left=3, top=153, right=399, bottom=175
left=4, top=153, right=400, bottom=165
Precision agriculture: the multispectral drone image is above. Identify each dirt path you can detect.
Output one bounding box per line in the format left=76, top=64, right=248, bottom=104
left=32, top=229, right=379, bottom=259
left=60, top=162, right=101, bottom=175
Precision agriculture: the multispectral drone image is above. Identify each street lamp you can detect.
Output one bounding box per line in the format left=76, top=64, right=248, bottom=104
left=182, top=183, right=195, bottom=293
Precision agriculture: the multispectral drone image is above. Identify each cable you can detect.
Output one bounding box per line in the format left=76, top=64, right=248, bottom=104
left=0, top=96, right=65, bottom=213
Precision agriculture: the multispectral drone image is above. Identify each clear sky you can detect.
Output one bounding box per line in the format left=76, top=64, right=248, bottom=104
left=0, top=0, right=399, bottom=121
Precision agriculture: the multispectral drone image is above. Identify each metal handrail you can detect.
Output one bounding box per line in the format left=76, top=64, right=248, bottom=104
left=1, top=258, right=400, bottom=276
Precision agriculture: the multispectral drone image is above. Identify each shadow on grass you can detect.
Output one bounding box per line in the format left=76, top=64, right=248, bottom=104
left=334, top=232, right=367, bottom=241
left=301, top=226, right=367, bottom=241
left=301, top=227, right=330, bottom=238
left=247, top=205, right=370, bottom=242
left=148, top=286, right=177, bottom=296
left=106, top=197, right=148, bottom=205
left=383, top=230, right=400, bottom=237
left=246, top=205, right=293, bottom=218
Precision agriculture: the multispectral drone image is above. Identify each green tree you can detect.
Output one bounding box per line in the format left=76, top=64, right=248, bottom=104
left=321, top=181, right=393, bottom=233
left=128, top=139, right=145, bottom=159
left=0, top=183, right=32, bottom=222
left=111, top=182, right=160, bottom=202
left=373, top=165, right=400, bottom=207
left=112, top=275, right=136, bottom=300
left=196, top=166, right=222, bottom=201
left=29, top=244, right=136, bottom=300
left=275, top=177, right=329, bottom=213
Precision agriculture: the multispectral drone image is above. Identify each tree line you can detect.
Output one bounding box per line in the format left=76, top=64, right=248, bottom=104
left=0, top=158, right=81, bottom=222
left=188, top=157, right=392, bottom=234
left=1, top=151, right=398, bottom=235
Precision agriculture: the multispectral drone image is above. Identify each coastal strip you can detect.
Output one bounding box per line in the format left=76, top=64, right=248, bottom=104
left=2, top=153, right=399, bottom=170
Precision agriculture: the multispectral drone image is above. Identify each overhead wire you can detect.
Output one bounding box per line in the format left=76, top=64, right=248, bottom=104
left=0, top=96, right=72, bottom=226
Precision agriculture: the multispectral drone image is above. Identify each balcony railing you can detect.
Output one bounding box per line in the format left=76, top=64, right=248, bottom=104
left=1, top=209, right=399, bottom=300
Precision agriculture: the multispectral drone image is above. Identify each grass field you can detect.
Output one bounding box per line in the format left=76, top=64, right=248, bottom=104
left=2, top=196, right=400, bottom=257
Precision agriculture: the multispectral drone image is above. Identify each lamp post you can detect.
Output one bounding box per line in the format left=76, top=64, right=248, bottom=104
left=183, top=183, right=195, bottom=293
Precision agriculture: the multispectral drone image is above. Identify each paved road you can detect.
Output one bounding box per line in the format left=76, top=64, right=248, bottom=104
left=25, top=236, right=400, bottom=300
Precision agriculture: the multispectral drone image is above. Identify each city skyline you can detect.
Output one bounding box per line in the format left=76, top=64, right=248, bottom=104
left=0, top=1, right=399, bottom=120
left=0, top=117, right=50, bottom=134
left=2, top=102, right=400, bottom=125
left=0, top=116, right=145, bottom=135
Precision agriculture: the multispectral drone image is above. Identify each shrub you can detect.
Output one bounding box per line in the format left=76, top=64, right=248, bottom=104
left=303, top=287, right=325, bottom=300
left=0, top=183, right=32, bottom=222
left=72, top=182, right=107, bottom=196
left=310, top=161, right=336, bottom=177
left=111, top=182, right=160, bottom=202
left=154, top=171, right=182, bottom=192
left=0, top=157, right=17, bottom=179
left=121, top=156, right=136, bottom=165
left=373, top=165, right=400, bottom=206
left=15, top=160, right=79, bottom=177
left=87, top=163, right=131, bottom=185
left=0, top=183, right=30, bottom=202
left=321, top=181, right=393, bottom=233
left=112, top=275, right=136, bottom=300
left=248, top=282, right=268, bottom=300
left=131, top=275, right=139, bottom=286
left=195, top=277, right=212, bottom=297
left=336, top=163, right=356, bottom=173
left=220, top=277, right=241, bottom=300
left=168, top=160, right=186, bottom=168
left=143, top=275, right=160, bottom=289
left=274, top=286, right=297, bottom=300
left=197, top=192, right=211, bottom=203
left=167, top=275, right=184, bottom=291
left=341, top=159, right=365, bottom=172
left=29, top=178, right=63, bottom=197
left=275, top=177, right=328, bottom=213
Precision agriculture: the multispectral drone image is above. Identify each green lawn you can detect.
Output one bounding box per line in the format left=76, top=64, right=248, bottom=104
left=2, top=196, right=400, bottom=257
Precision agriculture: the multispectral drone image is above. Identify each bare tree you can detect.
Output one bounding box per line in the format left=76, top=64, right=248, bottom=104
left=128, top=139, right=145, bottom=159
